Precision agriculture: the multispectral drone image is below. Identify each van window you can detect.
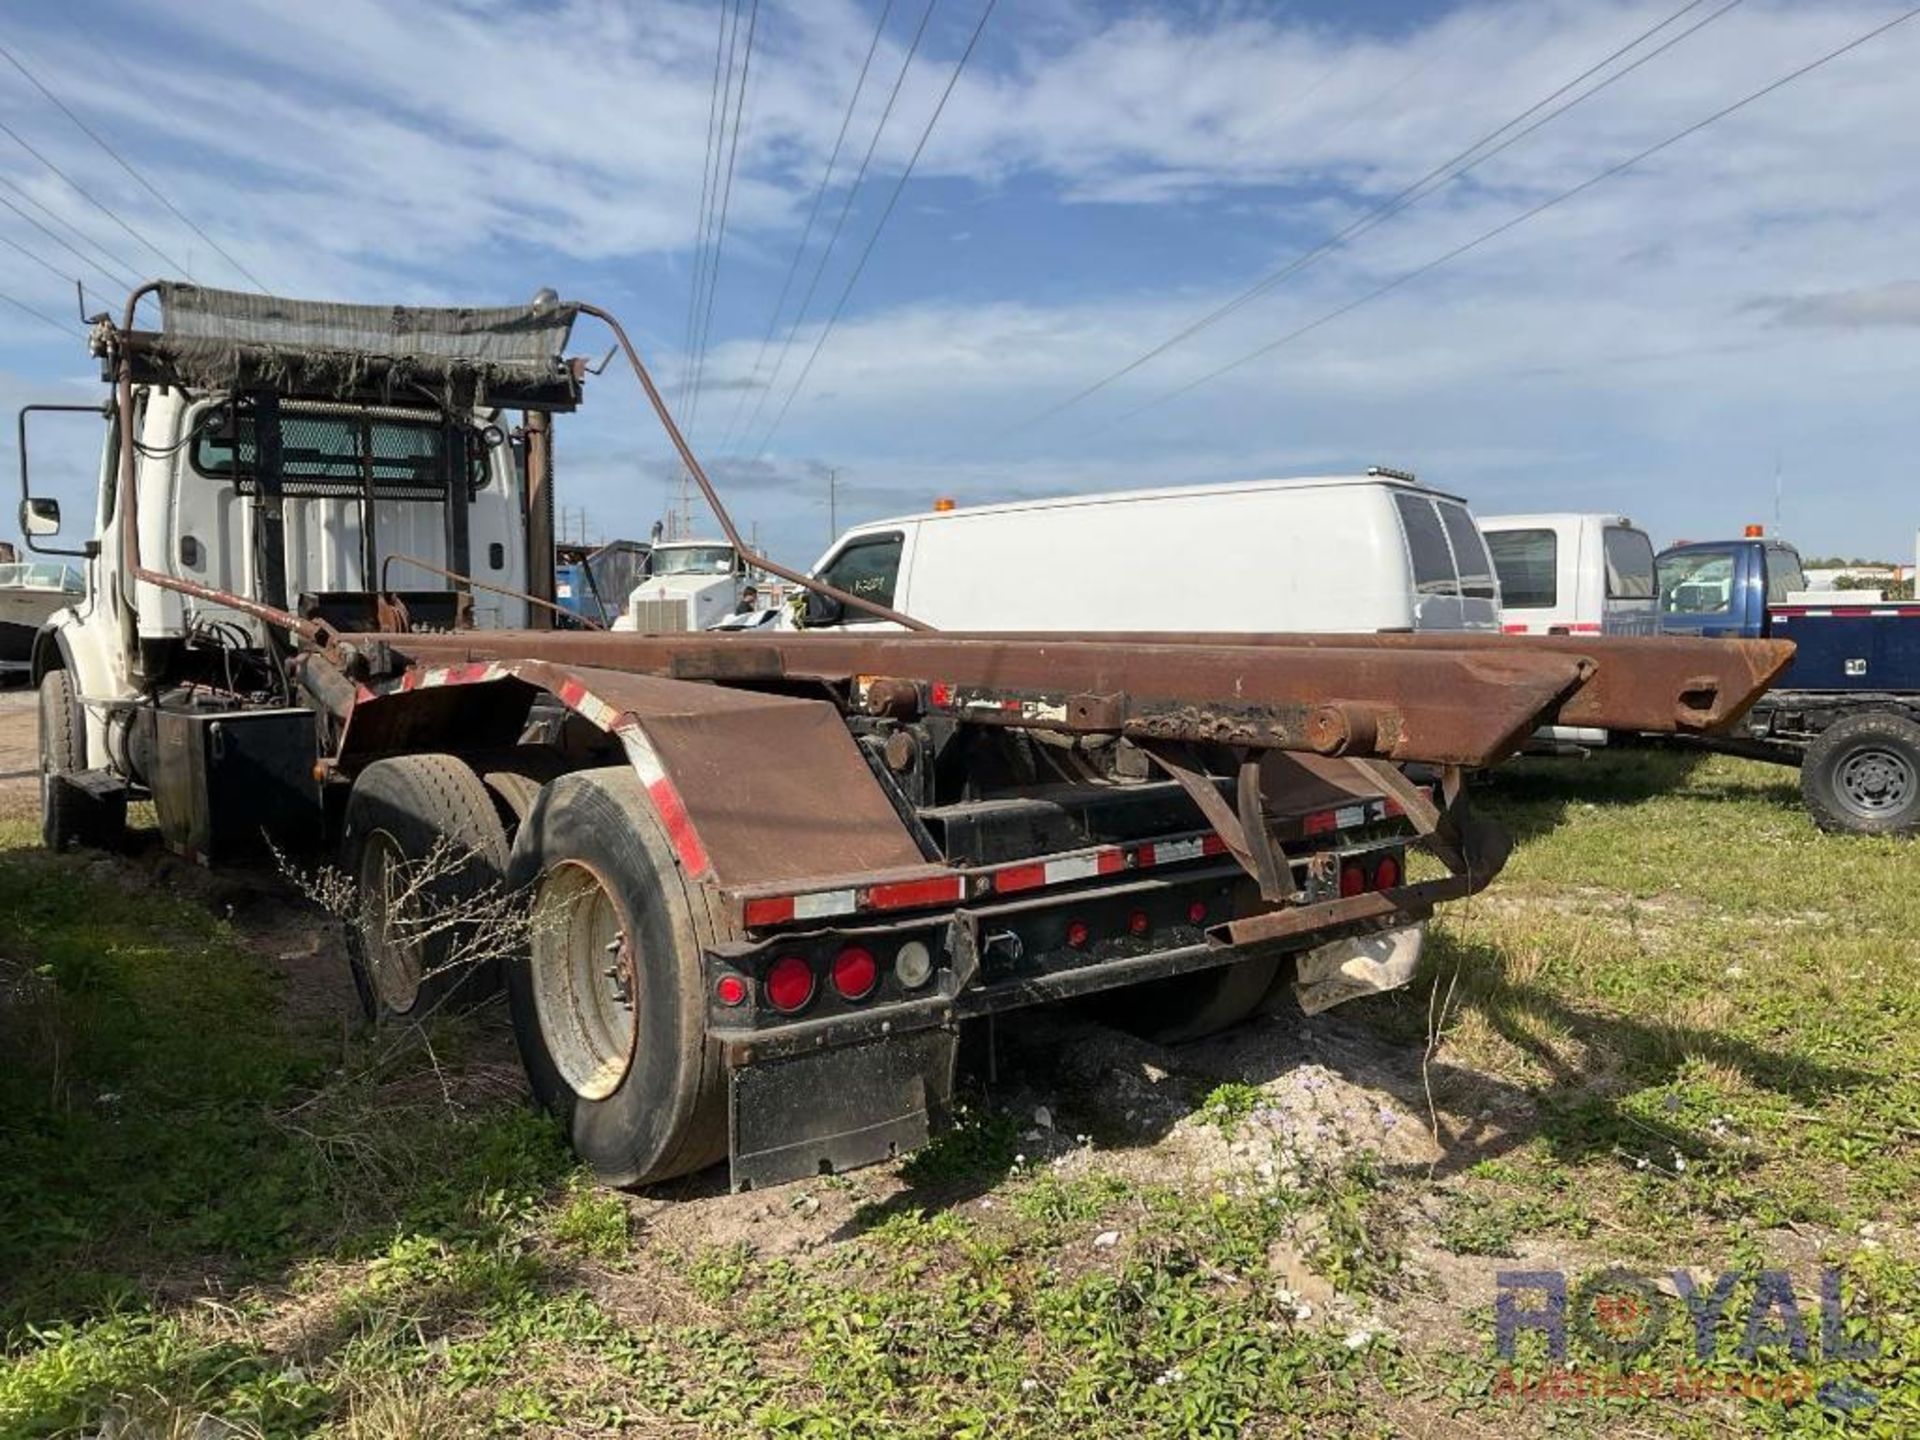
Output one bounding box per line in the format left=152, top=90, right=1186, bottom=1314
left=1438, top=501, right=1497, bottom=600
left=1603, top=527, right=1655, bottom=600
left=1486, top=528, right=1557, bottom=609
left=1394, top=493, right=1459, bottom=595
left=816, top=531, right=904, bottom=615
left=1766, top=548, right=1806, bottom=603
left=1658, top=550, right=1734, bottom=614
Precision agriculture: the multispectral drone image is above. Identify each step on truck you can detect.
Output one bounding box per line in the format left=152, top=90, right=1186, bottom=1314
left=1656, top=534, right=1920, bottom=835
left=21, top=282, right=1793, bottom=1191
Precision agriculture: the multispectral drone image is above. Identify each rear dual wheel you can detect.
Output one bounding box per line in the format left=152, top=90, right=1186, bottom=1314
left=505, top=768, right=733, bottom=1187
left=341, top=754, right=512, bottom=1023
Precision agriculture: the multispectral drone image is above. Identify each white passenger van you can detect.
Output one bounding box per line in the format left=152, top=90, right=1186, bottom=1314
left=1478, top=513, right=1658, bottom=637
left=802, top=471, right=1499, bottom=633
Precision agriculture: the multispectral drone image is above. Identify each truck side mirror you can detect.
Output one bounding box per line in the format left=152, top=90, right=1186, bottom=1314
left=21, top=496, right=60, bottom=536
left=803, top=589, right=845, bottom=627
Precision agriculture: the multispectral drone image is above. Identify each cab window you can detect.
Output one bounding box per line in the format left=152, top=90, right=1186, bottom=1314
left=1487, top=528, right=1557, bottom=609
left=815, top=531, right=903, bottom=616
left=1766, top=548, right=1806, bottom=604
left=1603, top=527, right=1655, bottom=600
left=1658, top=551, right=1734, bottom=614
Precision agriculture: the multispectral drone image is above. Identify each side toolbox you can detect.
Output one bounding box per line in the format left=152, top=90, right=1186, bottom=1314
left=152, top=707, right=322, bottom=864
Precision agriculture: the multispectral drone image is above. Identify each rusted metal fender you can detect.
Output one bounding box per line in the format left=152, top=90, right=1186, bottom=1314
left=336, top=658, right=927, bottom=888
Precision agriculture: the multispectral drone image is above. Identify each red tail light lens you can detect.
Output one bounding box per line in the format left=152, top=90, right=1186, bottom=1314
left=1187, top=900, right=1209, bottom=924
left=1372, top=854, right=1401, bottom=891
left=831, top=945, right=878, bottom=1000
left=1066, top=919, right=1090, bottom=948
left=1339, top=862, right=1367, bottom=898
left=1128, top=910, right=1150, bottom=937
left=765, top=955, right=815, bottom=1013
left=715, top=974, right=749, bottom=1007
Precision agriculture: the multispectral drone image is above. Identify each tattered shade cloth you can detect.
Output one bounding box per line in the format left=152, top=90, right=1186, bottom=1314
left=149, top=283, right=581, bottom=406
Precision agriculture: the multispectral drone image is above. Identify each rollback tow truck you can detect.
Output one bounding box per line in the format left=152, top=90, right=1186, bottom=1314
left=19, top=282, right=1793, bottom=1190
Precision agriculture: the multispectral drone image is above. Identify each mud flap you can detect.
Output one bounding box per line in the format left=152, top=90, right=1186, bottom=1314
left=728, top=1028, right=957, bottom=1192
left=1293, top=922, right=1426, bottom=1015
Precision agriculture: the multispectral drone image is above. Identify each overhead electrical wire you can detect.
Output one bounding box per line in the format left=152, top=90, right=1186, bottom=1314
left=0, top=112, right=195, bottom=280
left=716, top=0, right=899, bottom=455
left=0, top=180, right=137, bottom=294
left=0, top=281, right=77, bottom=338
left=0, top=38, right=267, bottom=289
left=1004, top=0, right=1737, bottom=437
left=751, top=0, right=997, bottom=461
left=1099, top=4, right=1920, bottom=432
left=735, top=0, right=942, bottom=456
left=680, top=0, right=738, bottom=411
left=685, top=0, right=763, bottom=433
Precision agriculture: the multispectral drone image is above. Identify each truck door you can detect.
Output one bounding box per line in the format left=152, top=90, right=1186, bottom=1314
left=1600, top=525, right=1657, bottom=635
left=1656, top=545, right=1744, bottom=637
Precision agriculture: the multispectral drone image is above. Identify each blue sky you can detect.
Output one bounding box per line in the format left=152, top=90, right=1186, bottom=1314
left=2, top=0, right=1918, bottom=566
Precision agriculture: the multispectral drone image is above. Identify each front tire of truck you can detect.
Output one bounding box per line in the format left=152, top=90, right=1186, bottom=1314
left=1801, top=711, right=1920, bottom=836
left=340, top=754, right=513, bottom=1024
left=38, top=669, right=123, bottom=852
left=505, top=767, right=731, bottom=1188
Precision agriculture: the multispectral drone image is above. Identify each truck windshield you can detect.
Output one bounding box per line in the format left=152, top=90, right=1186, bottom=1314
left=650, top=546, right=736, bottom=576
left=1658, top=550, right=1734, bottom=614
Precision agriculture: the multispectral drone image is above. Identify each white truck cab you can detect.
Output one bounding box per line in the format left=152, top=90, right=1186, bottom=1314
left=22, top=389, right=530, bottom=771
left=612, top=540, right=750, bottom=632
left=801, top=472, right=1499, bottom=634
left=1479, top=513, right=1657, bottom=637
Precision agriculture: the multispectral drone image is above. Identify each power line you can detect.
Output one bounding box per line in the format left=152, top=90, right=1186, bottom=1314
left=0, top=281, right=77, bottom=338
left=684, top=0, right=751, bottom=424
left=717, top=0, right=899, bottom=455
left=0, top=112, right=195, bottom=279
left=0, top=38, right=268, bottom=289
left=0, top=179, right=137, bottom=293
left=1103, top=4, right=1920, bottom=432
left=736, top=0, right=942, bottom=455
left=1006, top=0, right=1735, bottom=436
left=686, top=0, right=763, bottom=434
left=680, top=0, right=739, bottom=410
left=753, top=0, right=997, bottom=460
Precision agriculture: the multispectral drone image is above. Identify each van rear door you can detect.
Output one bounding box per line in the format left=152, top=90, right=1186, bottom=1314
left=1393, top=491, right=1499, bottom=631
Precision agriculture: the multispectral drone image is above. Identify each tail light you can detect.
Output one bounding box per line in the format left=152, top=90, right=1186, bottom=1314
left=1127, top=910, right=1150, bottom=937
left=715, top=974, right=749, bottom=1007
left=1339, top=861, right=1367, bottom=898
left=765, top=955, right=815, bottom=1013
left=1066, top=919, right=1091, bottom=948
left=1372, top=854, right=1402, bottom=891
left=1187, top=899, right=1209, bottom=925
left=895, top=940, right=934, bottom=989
left=831, top=945, right=878, bottom=1000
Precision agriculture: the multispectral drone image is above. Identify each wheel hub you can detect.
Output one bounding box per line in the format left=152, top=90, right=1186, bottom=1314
left=531, top=861, right=640, bottom=1100
left=1837, top=744, right=1916, bottom=818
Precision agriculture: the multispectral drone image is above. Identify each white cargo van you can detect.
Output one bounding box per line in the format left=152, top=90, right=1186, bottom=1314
left=1479, top=513, right=1657, bottom=637
left=802, top=472, right=1499, bottom=633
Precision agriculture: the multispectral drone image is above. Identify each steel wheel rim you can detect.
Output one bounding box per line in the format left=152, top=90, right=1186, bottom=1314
left=358, top=829, right=424, bottom=1014
left=530, top=860, right=637, bottom=1101
left=1836, top=744, right=1916, bottom=819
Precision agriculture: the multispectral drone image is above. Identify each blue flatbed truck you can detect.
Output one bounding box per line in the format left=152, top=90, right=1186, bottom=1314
left=1657, top=536, right=1920, bottom=834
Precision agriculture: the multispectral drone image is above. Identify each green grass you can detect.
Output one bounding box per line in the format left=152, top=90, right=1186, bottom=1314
left=3, top=750, right=1920, bottom=1436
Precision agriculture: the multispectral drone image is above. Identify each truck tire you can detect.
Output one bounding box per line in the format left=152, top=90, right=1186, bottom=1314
left=1801, top=711, right=1920, bottom=836
left=1101, top=954, right=1284, bottom=1045
left=38, top=669, right=123, bottom=852
left=341, top=754, right=513, bottom=1023
left=505, top=767, right=732, bottom=1187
